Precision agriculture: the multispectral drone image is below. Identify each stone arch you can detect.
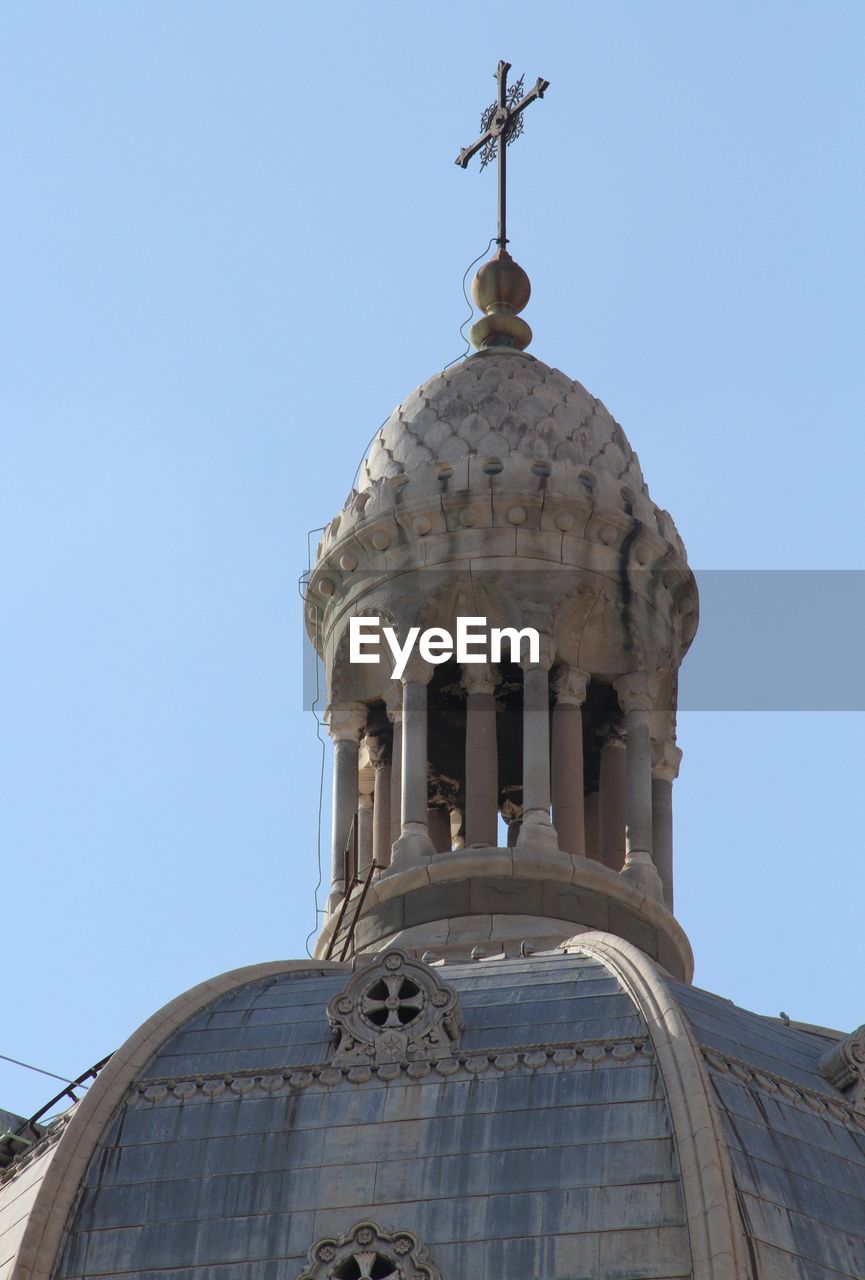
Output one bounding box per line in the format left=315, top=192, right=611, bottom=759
left=329, top=605, right=401, bottom=705
left=412, top=573, right=524, bottom=642
left=552, top=580, right=637, bottom=679
left=9, top=960, right=347, bottom=1280
left=571, top=933, right=752, bottom=1280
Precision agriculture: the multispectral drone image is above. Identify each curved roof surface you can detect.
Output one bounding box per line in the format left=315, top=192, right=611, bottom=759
left=360, top=350, right=650, bottom=499
left=2, top=948, right=863, bottom=1280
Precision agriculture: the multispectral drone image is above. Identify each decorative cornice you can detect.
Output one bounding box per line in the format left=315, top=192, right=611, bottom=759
left=701, top=1043, right=865, bottom=1129
left=128, top=1035, right=655, bottom=1103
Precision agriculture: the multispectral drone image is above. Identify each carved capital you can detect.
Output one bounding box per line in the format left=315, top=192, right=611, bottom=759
left=819, top=1025, right=865, bottom=1112
left=383, top=682, right=403, bottom=723
left=598, top=722, right=626, bottom=750
left=519, top=631, right=555, bottom=672
left=460, top=662, right=500, bottom=696
left=325, top=700, right=367, bottom=742
left=652, top=741, right=683, bottom=782
left=401, top=656, right=434, bottom=686
left=614, top=672, right=659, bottom=714
left=553, top=665, right=589, bottom=707
left=366, top=733, right=391, bottom=769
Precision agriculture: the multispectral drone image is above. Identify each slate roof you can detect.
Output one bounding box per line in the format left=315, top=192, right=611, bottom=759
left=3, top=950, right=863, bottom=1280
left=53, top=953, right=693, bottom=1280
left=672, top=980, right=865, bottom=1280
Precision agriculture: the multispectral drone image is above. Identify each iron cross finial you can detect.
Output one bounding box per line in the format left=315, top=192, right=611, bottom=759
left=455, top=60, right=549, bottom=249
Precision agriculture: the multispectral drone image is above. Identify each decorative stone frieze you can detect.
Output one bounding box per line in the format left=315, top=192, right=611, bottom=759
left=819, top=1025, right=865, bottom=1112
left=298, top=1222, right=440, bottom=1280
left=327, top=949, right=462, bottom=1064
left=703, top=1042, right=865, bottom=1129
left=128, top=1036, right=656, bottom=1106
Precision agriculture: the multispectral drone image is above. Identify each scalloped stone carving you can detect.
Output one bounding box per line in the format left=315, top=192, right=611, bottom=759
left=298, top=1222, right=440, bottom=1280
left=327, top=949, right=462, bottom=1065
left=819, top=1025, right=865, bottom=1112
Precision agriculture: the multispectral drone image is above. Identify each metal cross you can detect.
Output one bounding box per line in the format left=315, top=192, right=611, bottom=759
left=455, top=60, right=549, bottom=249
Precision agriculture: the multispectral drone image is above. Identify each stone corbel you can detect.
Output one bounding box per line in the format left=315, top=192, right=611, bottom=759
left=819, top=1026, right=865, bottom=1112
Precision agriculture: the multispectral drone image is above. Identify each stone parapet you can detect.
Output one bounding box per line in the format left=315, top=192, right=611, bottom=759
left=313, top=846, right=694, bottom=982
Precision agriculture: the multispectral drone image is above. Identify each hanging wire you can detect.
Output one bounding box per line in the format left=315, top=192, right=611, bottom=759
left=296, top=237, right=494, bottom=954
left=0, top=1053, right=81, bottom=1087
left=443, top=236, right=496, bottom=370
left=297, top=527, right=329, bottom=958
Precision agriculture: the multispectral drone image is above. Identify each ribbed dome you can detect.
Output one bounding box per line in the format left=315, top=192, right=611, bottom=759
left=361, top=349, right=648, bottom=499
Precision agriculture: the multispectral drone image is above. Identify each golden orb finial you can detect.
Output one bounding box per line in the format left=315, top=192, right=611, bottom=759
left=469, top=248, right=532, bottom=351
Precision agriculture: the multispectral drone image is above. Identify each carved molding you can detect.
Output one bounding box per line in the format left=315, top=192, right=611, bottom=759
left=703, top=1042, right=865, bottom=1127
left=128, top=1036, right=654, bottom=1104
left=818, top=1025, right=865, bottom=1112
left=327, top=949, right=461, bottom=1065
left=298, top=1222, right=440, bottom=1280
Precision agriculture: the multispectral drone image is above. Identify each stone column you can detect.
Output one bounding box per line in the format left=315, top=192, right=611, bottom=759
left=551, top=666, right=589, bottom=858
left=384, top=683, right=402, bottom=850
left=517, top=642, right=559, bottom=853
left=357, top=790, right=374, bottom=878
left=584, top=791, right=600, bottom=861
left=462, top=663, right=499, bottom=847
left=614, top=674, right=663, bottom=899
left=598, top=727, right=626, bottom=871
left=325, top=701, right=367, bottom=912
left=427, top=807, right=452, bottom=853
left=368, top=735, right=392, bottom=872
left=652, top=740, right=682, bottom=911
left=392, top=661, right=436, bottom=866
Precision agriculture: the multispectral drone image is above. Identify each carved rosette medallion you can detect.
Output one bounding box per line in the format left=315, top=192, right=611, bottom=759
left=327, top=949, right=461, bottom=1065
left=298, top=1222, right=441, bottom=1280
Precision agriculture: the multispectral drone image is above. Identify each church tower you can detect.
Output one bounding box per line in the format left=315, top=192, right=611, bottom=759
left=306, top=61, right=697, bottom=979
left=3, top=62, right=865, bottom=1280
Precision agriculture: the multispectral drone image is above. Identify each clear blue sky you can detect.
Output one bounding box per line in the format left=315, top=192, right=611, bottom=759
left=2, top=2, right=864, bottom=1116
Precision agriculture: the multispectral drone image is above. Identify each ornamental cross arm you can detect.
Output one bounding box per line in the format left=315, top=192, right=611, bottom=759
left=454, top=59, right=549, bottom=249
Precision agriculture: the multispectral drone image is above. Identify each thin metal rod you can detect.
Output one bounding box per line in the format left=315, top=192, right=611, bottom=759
left=338, top=859, right=381, bottom=963
left=323, top=809, right=359, bottom=963
left=498, top=135, right=507, bottom=247
left=497, top=60, right=508, bottom=247
left=2, top=1052, right=114, bottom=1162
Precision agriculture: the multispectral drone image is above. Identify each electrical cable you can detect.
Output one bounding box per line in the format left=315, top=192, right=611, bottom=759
left=297, top=528, right=328, bottom=958
left=297, top=238, right=494, bottom=954
left=0, top=1053, right=81, bottom=1087
left=443, top=236, right=496, bottom=371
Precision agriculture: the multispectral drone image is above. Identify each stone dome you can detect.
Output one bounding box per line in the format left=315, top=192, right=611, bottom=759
left=4, top=939, right=863, bottom=1280
left=361, top=348, right=648, bottom=501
